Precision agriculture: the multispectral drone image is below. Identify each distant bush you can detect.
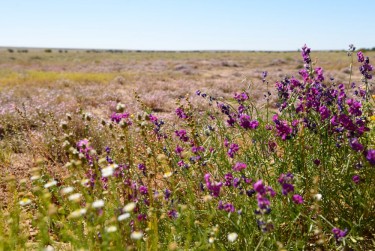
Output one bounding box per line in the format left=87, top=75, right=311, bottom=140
left=7, top=49, right=14, bottom=53
left=44, top=49, right=52, bottom=53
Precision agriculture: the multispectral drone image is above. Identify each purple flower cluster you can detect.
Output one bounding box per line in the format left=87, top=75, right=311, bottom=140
left=272, top=115, right=293, bottom=140
left=253, top=180, right=275, bottom=209
left=175, top=129, right=189, bottom=142
left=233, top=162, right=247, bottom=172
left=273, top=45, right=374, bottom=166
left=192, top=145, right=205, bottom=154
left=332, top=227, right=348, bottom=241
left=227, top=143, right=239, bottom=158
left=77, top=139, right=95, bottom=163
left=111, top=112, right=132, bottom=125
left=277, top=173, right=294, bottom=195
left=358, top=51, right=373, bottom=79
left=234, top=92, right=249, bottom=102
left=301, top=44, right=311, bottom=65
left=204, top=173, right=223, bottom=197
left=148, top=114, right=166, bottom=139
left=175, top=107, right=188, bottom=119
left=218, top=201, right=235, bottom=213
left=239, top=114, right=259, bottom=130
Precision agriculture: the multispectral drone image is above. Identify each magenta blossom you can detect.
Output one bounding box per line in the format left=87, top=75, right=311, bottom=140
left=352, top=175, right=360, bottom=184
left=292, top=194, right=304, bottom=204
left=233, top=162, right=247, bottom=172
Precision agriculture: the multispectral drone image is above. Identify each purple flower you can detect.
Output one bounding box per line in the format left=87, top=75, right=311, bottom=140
left=314, top=159, right=321, bottom=166
left=349, top=138, right=363, bottom=152
left=267, top=186, right=276, bottom=197
left=175, top=130, right=189, bottom=142
left=164, top=189, right=171, bottom=200
left=192, top=146, right=205, bottom=154
left=139, top=185, right=148, bottom=195
left=358, top=54, right=373, bottom=79
left=224, top=173, right=233, bottom=186
left=239, top=114, right=259, bottom=130
left=281, top=183, right=294, bottom=196
left=149, top=114, right=158, bottom=123
left=246, top=189, right=255, bottom=197
left=262, top=71, right=268, bottom=81
left=346, top=99, right=362, bottom=116
left=357, top=51, right=364, bottom=63
left=273, top=115, right=293, bottom=140
left=138, top=163, right=146, bottom=171
left=175, top=145, right=183, bottom=156
left=111, top=112, right=131, bottom=124
left=233, top=162, right=247, bottom=172
left=365, top=149, right=375, bottom=165
left=332, top=227, right=348, bottom=241
left=299, top=69, right=309, bottom=82
left=175, top=107, right=188, bottom=119
left=292, top=194, right=304, bottom=204
left=168, top=209, right=178, bottom=219
left=234, top=92, right=248, bottom=102
left=233, top=178, right=241, bottom=188
left=204, top=173, right=223, bottom=197
left=352, top=175, right=360, bottom=184
left=315, top=67, right=324, bottom=82
left=253, top=180, right=266, bottom=195
left=137, top=214, right=147, bottom=221
left=77, top=139, right=92, bottom=154
left=256, top=193, right=270, bottom=209
left=301, top=44, right=311, bottom=65
left=278, top=173, right=294, bottom=195
left=224, top=203, right=235, bottom=213
left=319, top=106, right=331, bottom=120
left=227, top=115, right=236, bottom=127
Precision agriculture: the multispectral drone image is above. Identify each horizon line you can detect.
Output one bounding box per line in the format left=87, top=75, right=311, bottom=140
left=2, top=45, right=369, bottom=53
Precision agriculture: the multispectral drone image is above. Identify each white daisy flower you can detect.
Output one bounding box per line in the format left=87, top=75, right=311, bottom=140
left=44, top=180, right=57, bottom=188
left=313, top=193, right=322, bottom=201
left=101, top=164, right=118, bottom=177
left=228, top=232, right=238, bottom=242
left=61, top=186, right=74, bottom=195
left=118, top=213, right=131, bottom=221
left=105, top=226, right=117, bottom=233
left=30, top=175, right=40, bottom=181
left=19, top=198, right=32, bottom=206
left=92, top=199, right=105, bottom=208
left=130, top=231, right=143, bottom=240
left=68, top=193, right=82, bottom=201
left=68, top=208, right=87, bottom=219
left=123, top=202, right=136, bottom=212
left=163, top=171, right=173, bottom=178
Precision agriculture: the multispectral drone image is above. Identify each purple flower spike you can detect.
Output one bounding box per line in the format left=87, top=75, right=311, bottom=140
left=357, top=51, right=364, bottom=63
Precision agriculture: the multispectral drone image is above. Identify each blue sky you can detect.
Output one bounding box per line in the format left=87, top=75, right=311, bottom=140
left=1, top=0, right=374, bottom=51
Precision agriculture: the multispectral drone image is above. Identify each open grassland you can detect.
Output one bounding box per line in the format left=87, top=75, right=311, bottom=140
left=0, top=47, right=374, bottom=250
